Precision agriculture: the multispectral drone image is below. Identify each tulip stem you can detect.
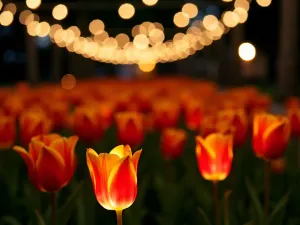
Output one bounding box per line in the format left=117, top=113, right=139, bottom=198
left=213, top=181, right=220, bottom=225
left=116, top=210, right=123, bottom=225
left=264, top=160, right=270, bottom=220
left=51, top=192, right=56, bottom=225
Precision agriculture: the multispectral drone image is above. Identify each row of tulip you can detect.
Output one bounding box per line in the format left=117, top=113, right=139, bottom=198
left=0, top=78, right=300, bottom=225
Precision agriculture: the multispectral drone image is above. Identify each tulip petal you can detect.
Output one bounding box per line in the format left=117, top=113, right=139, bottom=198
left=132, top=149, right=142, bottom=172
left=36, top=146, right=65, bottom=192
left=86, top=148, right=101, bottom=194
left=29, top=141, right=44, bottom=162
left=108, top=156, right=137, bottom=210
left=195, top=136, right=216, bottom=159
left=13, top=146, right=34, bottom=174
left=50, top=137, right=66, bottom=158
left=110, top=145, right=132, bottom=158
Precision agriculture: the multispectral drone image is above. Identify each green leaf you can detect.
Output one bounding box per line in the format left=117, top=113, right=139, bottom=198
left=245, top=178, right=264, bottom=225
left=34, top=210, right=46, bottom=225
left=267, top=191, right=290, bottom=225
left=0, top=216, right=22, bottom=225
left=56, top=181, right=84, bottom=225
left=197, top=208, right=212, bottom=225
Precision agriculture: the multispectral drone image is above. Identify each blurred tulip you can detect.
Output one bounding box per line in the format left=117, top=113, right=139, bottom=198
left=183, top=100, right=204, bottom=131
left=19, top=110, right=52, bottom=146
left=43, top=101, right=70, bottom=130
left=218, top=109, right=248, bottom=147
left=287, top=108, right=300, bottom=137
left=252, top=113, right=290, bottom=160
left=285, top=96, right=300, bottom=109
left=201, top=116, right=235, bottom=138
left=152, top=99, right=180, bottom=130
left=195, top=133, right=233, bottom=181
left=73, top=106, right=104, bottom=143
left=2, top=95, right=24, bottom=117
left=0, top=113, right=16, bottom=148
left=115, top=112, right=144, bottom=147
left=160, top=128, right=187, bottom=159
left=13, top=134, right=78, bottom=192
left=86, top=145, right=142, bottom=214
left=97, top=102, right=115, bottom=130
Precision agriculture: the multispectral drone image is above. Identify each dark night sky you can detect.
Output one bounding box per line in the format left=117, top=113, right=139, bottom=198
left=0, top=0, right=290, bottom=84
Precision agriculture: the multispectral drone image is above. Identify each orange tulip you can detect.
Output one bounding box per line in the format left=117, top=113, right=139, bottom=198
left=13, top=134, right=78, bottom=192
left=43, top=101, right=70, bottom=130
left=73, top=106, right=104, bottom=143
left=115, top=112, right=144, bottom=147
left=285, top=96, right=300, bottom=109
left=86, top=145, right=142, bottom=211
left=195, top=133, right=233, bottom=181
left=0, top=113, right=16, bottom=148
left=287, top=108, right=300, bottom=137
left=19, top=109, right=52, bottom=146
left=152, top=99, right=180, bottom=130
left=201, top=116, right=235, bottom=138
left=160, top=128, right=187, bottom=159
left=218, top=109, right=248, bottom=147
left=253, top=113, right=290, bottom=160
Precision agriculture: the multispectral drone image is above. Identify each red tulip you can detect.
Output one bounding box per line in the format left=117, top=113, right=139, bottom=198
left=287, top=108, right=300, bottom=137
left=0, top=113, right=16, bottom=148
left=13, top=134, right=78, bottom=192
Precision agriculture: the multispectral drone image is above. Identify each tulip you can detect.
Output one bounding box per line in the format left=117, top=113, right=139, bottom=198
left=285, top=96, right=300, bottom=109
left=86, top=145, right=142, bottom=224
left=287, top=108, right=300, bottom=137
left=19, top=109, right=52, bottom=146
left=195, top=133, right=234, bottom=181
left=218, top=109, right=248, bottom=147
left=115, top=112, right=144, bottom=147
left=73, top=106, right=104, bottom=143
left=43, top=101, right=70, bottom=131
left=252, top=113, right=290, bottom=160
left=0, top=113, right=16, bottom=149
left=160, top=128, right=187, bottom=159
left=201, top=116, right=235, bottom=138
left=183, top=100, right=204, bottom=131
left=13, top=134, right=78, bottom=192
left=152, top=99, right=180, bottom=130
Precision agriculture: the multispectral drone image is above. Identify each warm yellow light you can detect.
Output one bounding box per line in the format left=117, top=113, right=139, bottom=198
left=19, top=10, right=32, bottom=25
left=118, top=3, right=135, bottom=19
left=142, top=0, right=158, bottom=6
left=89, top=19, right=105, bottom=35
left=49, top=24, right=62, bottom=38
left=234, top=7, right=248, bottom=23
left=36, top=21, right=50, bottom=37
left=0, top=11, right=14, bottom=26
left=203, top=15, right=219, bottom=31
left=234, top=0, right=250, bottom=11
left=116, top=33, right=130, bottom=48
left=61, top=74, right=76, bottom=90
left=52, top=4, right=68, bottom=20
left=182, top=3, right=198, bottom=18
left=222, top=0, right=233, bottom=1
left=173, top=12, right=189, bottom=28
left=256, top=0, right=272, bottom=7
left=222, top=11, right=239, bottom=28
left=238, top=42, right=256, bottom=61
left=138, top=61, right=156, bottom=72
left=27, top=21, right=38, bottom=36
left=133, top=34, right=149, bottom=49
left=68, top=26, right=81, bottom=37
left=0, top=1, right=3, bottom=11
left=26, top=0, right=41, bottom=10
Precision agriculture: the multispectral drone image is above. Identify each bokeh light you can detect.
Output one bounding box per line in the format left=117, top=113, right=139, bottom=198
left=26, top=0, right=42, bottom=10
left=52, top=4, right=68, bottom=20
left=142, top=0, right=158, bottom=6
left=118, top=3, right=135, bottom=19
left=89, top=19, right=105, bottom=35
left=256, top=0, right=272, bottom=7
left=61, top=74, right=76, bottom=90
left=238, top=42, right=256, bottom=61
left=173, top=12, right=190, bottom=28
left=182, top=3, right=198, bottom=19
left=138, top=61, right=156, bottom=72
left=0, top=11, right=14, bottom=26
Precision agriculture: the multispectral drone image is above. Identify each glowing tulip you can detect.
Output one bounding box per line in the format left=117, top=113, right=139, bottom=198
left=195, top=133, right=233, bottom=181
left=160, top=128, right=187, bottom=159
left=253, top=113, right=290, bottom=160
left=73, top=106, right=104, bottom=143
left=86, top=145, right=142, bottom=222
left=19, top=110, right=52, bottom=146
left=13, top=134, right=78, bottom=192
left=0, top=114, right=16, bottom=148
left=287, top=108, right=300, bottom=137
left=115, top=112, right=144, bottom=147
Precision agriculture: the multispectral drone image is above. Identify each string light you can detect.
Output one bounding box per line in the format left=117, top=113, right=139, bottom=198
left=118, top=3, right=135, bottom=19
left=0, top=11, right=14, bottom=26
left=142, top=0, right=158, bottom=6
left=173, top=12, right=190, bottom=28
left=61, top=74, right=76, bottom=90
left=256, top=0, right=272, bottom=7
left=52, top=4, right=68, bottom=20
left=238, top=42, right=256, bottom=61
left=26, top=0, right=41, bottom=10
left=182, top=3, right=198, bottom=19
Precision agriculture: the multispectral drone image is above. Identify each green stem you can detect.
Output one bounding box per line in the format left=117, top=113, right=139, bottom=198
left=213, top=181, right=220, bottom=225
left=51, top=192, right=56, bottom=225
left=116, top=210, right=123, bottom=225
left=264, top=160, right=270, bottom=220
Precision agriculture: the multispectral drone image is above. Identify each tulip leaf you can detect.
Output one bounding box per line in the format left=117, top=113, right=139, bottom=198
left=267, top=191, right=290, bottom=225
left=243, top=221, right=254, bottom=225
left=56, top=181, right=84, bottom=225
left=34, top=210, right=46, bottom=225
left=245, top=178, right=264, bottom=225
left=197, top=208, right=212, bottom=225
left=0, top=216, right=22, bottom=225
